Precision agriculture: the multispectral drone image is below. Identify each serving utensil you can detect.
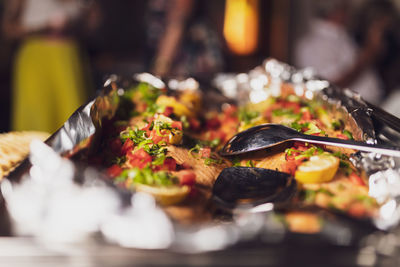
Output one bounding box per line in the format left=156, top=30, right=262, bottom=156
left=220, top=124, right=400, bottom=157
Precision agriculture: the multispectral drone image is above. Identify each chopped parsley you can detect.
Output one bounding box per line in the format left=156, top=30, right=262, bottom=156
left=112, top=155, right=126, bottom=165
left=188, top=138, right=220, bottom=156
left=332, top=151, right=349, bottom=160
left=117, top=167, right=178, bottom=187
left=290, top=121, right=308, bottom=132
left=143, top=103, right=162, bottom=117
left=331, top=120, right=342, bottom=130
left=342, top=129, right=354, bottom=140
left=246, top=160, right=255, bottom=167
left=238, top=108, right=260, bottom=124
left=120, top=128, right=147, bottom=144
left=272, top=108, right=294, bottom=117
left=302, top=188, right=334, bottom=202
left=189, top=144, right=202, bottom=156
left=304, top=122, right=321, bottom=135
left=231, top=157, right=241, bottom=167
left=136, top=82, right=162, bottom=106
left=285, top=146, right=324, bottom=159
left=204, top=157, right=223, bottom=166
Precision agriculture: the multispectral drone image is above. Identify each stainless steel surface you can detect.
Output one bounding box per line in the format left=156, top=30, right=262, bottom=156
left=220, top=124, right=400, bottom=157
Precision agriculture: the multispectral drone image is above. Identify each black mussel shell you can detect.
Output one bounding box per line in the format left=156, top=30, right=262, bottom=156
left=212, top=166, right=297, bottom=210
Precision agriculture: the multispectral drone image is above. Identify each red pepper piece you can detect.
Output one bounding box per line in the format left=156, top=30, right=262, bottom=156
left=107, top=164, right=123, bottom=177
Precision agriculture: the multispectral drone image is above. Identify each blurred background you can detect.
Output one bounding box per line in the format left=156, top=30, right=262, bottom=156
left=0, top=0, right=399, bottom=133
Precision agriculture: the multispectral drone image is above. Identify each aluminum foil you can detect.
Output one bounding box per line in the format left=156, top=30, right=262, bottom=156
left=214, top=58, right=400, bottom=230
left=3, top=59, right=400, bottom=255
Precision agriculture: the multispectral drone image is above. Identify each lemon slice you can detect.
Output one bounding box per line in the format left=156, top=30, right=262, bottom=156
left=156, top=95, right=195, bottom=118
left=295, top=153, right=339, bottom=184
left=135, top=183, right=190, bottom=205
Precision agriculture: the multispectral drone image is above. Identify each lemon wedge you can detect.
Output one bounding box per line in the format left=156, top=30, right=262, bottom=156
left=156, top=95, right=195, bottom=118
left=295, top=153, right=339, bottom=184
left=135, top=183, right=190, bottom=205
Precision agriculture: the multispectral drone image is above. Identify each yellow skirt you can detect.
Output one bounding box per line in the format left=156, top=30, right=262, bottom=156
left=12, top=37, right=87, bottom=133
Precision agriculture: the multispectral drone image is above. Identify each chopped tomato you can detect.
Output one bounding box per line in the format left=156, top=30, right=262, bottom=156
left=127, top=148, right=152, bottom=169
left=301, top=110, right=312, bottom=120
left=282, top=158, right=305, bottom=175
left=150, top=129, right=169, bottom=144
left=293, top=141, right=308, bottom=151
left=200, top=147, right=211, bottom=158
left=206, top=117, right=221, bottom=130
left=349, top=173, right=365, bottom=186
left=107, top=164, right=123, bottom=177
left=177, top=170, right=196, bottom=186
left=163, top=106, right=174, bottom=117
left=142, top=118, right=154, bottom=131
left=223, top=104, right=238, bottom=118
left=282, top=160, right=298, bottom=175
left=285, top=151, right=301, bottom=161
left=121, top=138, right=134, bottom=154
left=162, top=157, right=177, bottom=171
left=171, top=121, right=183, bottom=131
left=282, top=101, right=301, bottom=113
left=225, top=117, right=239, bottom=124
left=134, top=148, right=152, bottom=159
left=336, top=134, right=349, bottom=140
left=151, top=134, right=163, bottom=144
left=348, top=202, right=367, bottom=217
left=189, top=118, right=201, bottom=131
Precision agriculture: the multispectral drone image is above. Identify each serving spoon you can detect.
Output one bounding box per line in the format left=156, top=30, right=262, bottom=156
left=220, top=124, right=400, bottom=157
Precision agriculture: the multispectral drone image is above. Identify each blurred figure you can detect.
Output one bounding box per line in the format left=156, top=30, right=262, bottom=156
left=353, top=0, right=399, bottom=98
left=351, top=0, right=400, bottom=118
left=295, top=0, right=389, bottom=105
left=146, top=0, right=224, bottom=78
left=3, top=0, right=97, bottom=133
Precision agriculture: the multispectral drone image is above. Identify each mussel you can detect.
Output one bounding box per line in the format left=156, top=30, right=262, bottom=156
left=212, top=167, right=297, bottom=211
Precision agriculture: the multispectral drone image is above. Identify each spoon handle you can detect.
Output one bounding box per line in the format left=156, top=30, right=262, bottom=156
left=294, top=135, right=400, bottom=157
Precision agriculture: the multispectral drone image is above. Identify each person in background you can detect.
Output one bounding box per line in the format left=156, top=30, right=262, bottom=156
left=295, top=0, right=390, bottom=105
left=351, top=1, right=400, bottom=118
left=146, top=0, right=224, bottom=78
left=3, top=0, right=98, bottom=133
left=353, top=0, right=399, bottom=99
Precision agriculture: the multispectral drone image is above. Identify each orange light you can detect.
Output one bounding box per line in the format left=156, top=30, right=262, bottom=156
left=223, top=0, right=259, bottom=55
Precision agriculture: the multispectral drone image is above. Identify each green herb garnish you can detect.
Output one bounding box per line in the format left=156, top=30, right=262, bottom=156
left=118, top=167, right=178, bottom=187
left=112, top=155, right=126, bottom=165
left=231, top=157, right=241, bottom=167
left=204, top=157, right=223, bottom=166
left=120, top=128, right=147, bottom=144
left=342, top=129, right=353, bottom=140
left=246, top=160, right=255, bottom=167
left=238, top=108, right=260, bottom=124
left=331, top=120, right=342, bottom=130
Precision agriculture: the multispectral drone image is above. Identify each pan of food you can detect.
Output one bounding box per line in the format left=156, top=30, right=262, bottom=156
left=4, top=59, right=400, bottom=256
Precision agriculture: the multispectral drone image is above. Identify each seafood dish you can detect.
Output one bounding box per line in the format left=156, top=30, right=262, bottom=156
left=68, top=70, right=380, bottom=233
